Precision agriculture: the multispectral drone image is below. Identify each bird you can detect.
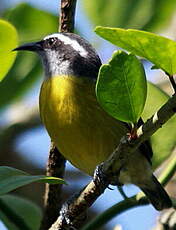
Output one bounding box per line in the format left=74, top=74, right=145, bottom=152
left=14, top=32, right=172, bottom=210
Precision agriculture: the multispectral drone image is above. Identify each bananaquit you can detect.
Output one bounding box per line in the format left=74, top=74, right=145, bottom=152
left=14, top=33, right=172, bottom=210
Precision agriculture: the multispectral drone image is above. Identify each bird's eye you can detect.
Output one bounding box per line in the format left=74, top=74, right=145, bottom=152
left=47, top=38, right=57, bottom=47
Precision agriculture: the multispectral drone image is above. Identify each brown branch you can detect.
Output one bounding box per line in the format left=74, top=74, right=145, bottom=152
left=49, top=180, right=109, bottom=230
left=40, top=142, right=66, bottom=230
left=49, top=94, right=176, bottom=229
left=59, top=0, right=77, bottom=33
left=40, top=0, right=77, bottom=229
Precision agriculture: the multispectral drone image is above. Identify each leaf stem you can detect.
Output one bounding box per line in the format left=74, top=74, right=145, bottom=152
left=81, top=195, right=148, bottom=230
left=159, top=153, right=176, bottom=187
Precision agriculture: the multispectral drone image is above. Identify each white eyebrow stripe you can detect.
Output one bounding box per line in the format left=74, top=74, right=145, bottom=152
left=44, top=33, right=88, bottom=57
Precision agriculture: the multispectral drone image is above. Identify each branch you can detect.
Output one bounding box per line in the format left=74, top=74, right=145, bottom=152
left=49, top=93, right=176, bottom=230
left=103, top=93, right=176, bottom=177
left=81, top=151, right=176, bottom=230
left=40, top=142, right=66, bottom=230
left=40, top=0, right=77, bottom=229
left=59, top=0, right=77, bottom=33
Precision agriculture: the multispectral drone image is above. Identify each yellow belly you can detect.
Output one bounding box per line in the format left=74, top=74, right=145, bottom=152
left=39, top=75, right=131, bottom=175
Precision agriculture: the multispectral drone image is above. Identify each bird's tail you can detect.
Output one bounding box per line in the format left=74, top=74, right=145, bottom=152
left=140, top=175, right=172, bottom=210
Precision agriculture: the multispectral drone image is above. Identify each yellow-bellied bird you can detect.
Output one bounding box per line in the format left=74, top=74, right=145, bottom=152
left=14, top=33, right=172, bottom=210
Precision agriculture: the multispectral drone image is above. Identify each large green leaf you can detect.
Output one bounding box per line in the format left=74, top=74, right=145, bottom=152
left=0, top=166, right=66, bottom=196
left=95, top=27, right=176, bottom=76
left=0, top=19, right=18, bottom=81
left=143, top=83, right=176, bottom=169
left=0, top=3, right=58, bottom=109
left=84, top=0, right=176, bottom=31
left=96, top=50, right=147, bottom=123
left=4, top=2, right=58, bottom=42
left=0, top=195, right=42, bottom=230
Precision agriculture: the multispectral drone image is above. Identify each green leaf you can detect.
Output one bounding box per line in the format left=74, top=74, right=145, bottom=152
left=95, top=27, right=176, bottom=75
left=84, top=0, right=176, bottom=31
left=0, top=166, right=66, bottom=196
left=0, top=19, right=18, bottom=81
left=143, top=0, right=176, bottom=32
left=0, top=194, right=42, bottom=230
left=96, top=50, right=147, bottom=123
left=143, top=83, right=176, bottom=168
left=4, top=2, right=58, bottom=42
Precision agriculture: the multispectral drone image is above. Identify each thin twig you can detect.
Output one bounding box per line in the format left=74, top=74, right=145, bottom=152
left=40, top=0, right=77, bottom=229
left=81, top=195, right=148, bottom=230
left=49, top=93, right=176, bottom=229
left=59, top=0, right=77, bottom=33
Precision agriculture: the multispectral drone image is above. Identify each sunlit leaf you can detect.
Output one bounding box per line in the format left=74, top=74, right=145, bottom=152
left=0, top=19, right=18, bottom=81
left=0, top=166, right=66, bottom=196
left=0, top=195, right=42, bottom=230
left=143, top=83, right=176, bottom=168
left=96, top=50, right=147, bottom=123
left=95, top=27, right=176, bottom=76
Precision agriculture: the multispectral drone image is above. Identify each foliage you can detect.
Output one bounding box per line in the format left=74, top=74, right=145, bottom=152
left=95, top=26, right=176, bottom=168
left=96, top=50, right=147, bottom=123
left=0, top=195, right=42, bottom=230
left=0, top=3, right=58, bottom=110
left=0, top=19, right=18, bottom=81
left=83, top=0, right=176, bottom=32
left=0, top=166, right=66, bottom=196
left=95, top=27, right=176, bottom=75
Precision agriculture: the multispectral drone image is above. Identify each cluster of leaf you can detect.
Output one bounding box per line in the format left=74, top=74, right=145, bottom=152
left=83, top=0, right=176, bottom=32
left=95, top=27, right=176, bottom=168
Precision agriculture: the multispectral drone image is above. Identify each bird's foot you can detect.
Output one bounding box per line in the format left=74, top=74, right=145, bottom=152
left=93, top=163, right=110, bottom=189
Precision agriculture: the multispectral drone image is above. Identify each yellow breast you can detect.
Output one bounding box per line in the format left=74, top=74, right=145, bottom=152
left=39, top=75, right=127, bottom=175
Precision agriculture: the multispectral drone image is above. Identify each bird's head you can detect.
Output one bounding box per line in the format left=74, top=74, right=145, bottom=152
left=14, top=33, right=101, bottom=79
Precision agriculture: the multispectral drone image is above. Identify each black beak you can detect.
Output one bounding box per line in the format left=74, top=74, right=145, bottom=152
left=13, top=41, right=43, bottom=52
